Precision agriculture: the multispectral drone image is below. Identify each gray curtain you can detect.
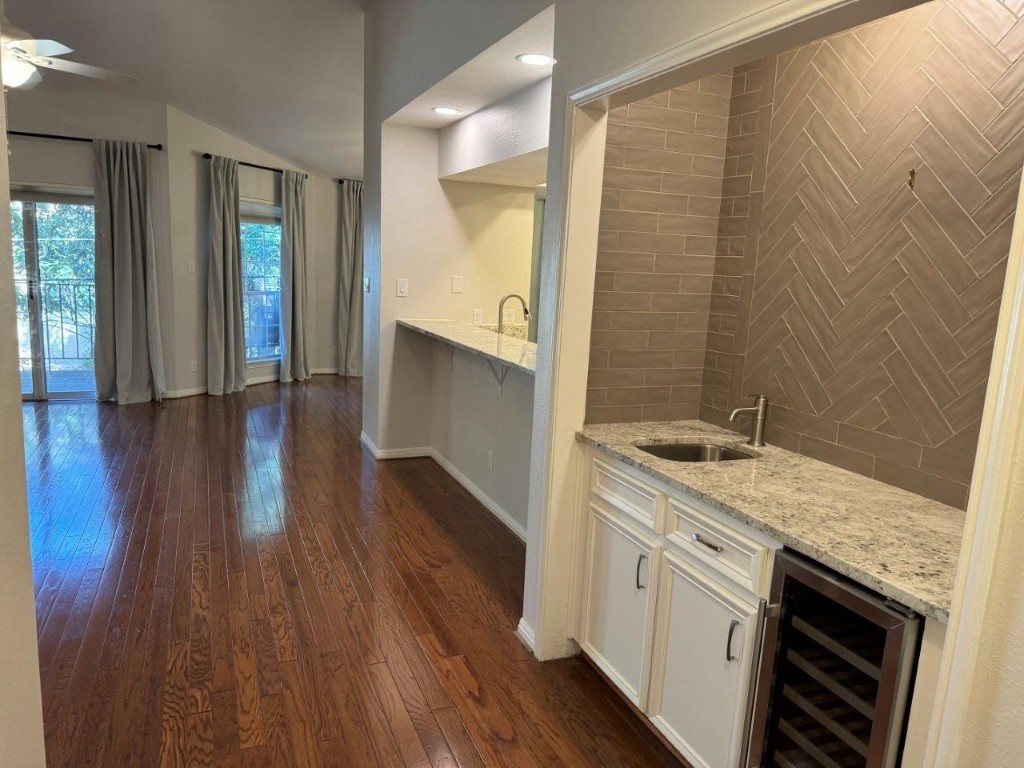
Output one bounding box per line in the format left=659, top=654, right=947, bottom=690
left=280, top=170, right=310, bottom=383
left=93, top=139, right=166, bottom=403
left=338, top=179, right=363, bottom=376
left=207, top=156, right=246, bottom=396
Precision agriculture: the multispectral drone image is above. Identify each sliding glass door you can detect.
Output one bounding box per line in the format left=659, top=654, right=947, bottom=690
left=11, top=197, right=97, bottom=400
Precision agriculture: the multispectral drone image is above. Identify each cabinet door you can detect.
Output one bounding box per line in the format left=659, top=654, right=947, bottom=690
left=579, top=504, right=658, bottom=708
left=647, top=549, right=761, bottom=768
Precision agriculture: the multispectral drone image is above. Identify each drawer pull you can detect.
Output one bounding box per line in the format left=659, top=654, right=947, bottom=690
left=726, top=619, right=740, bottom=662
left=692, top=532, right=724, bottom=553
left=636, top=553, right=647, bottom=590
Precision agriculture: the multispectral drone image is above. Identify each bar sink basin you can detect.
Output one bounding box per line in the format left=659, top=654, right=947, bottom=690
left=636, top=443, right=755, bottom=462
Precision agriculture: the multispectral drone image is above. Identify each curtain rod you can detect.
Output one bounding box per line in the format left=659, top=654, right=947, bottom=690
left=202, top=152, right=288, bottom=175
left=8, top=130, right=164, bottom=151
left=337, top=178, right=361, bottom=185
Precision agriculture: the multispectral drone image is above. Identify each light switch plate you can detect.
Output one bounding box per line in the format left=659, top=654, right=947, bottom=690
left=451, top=275, right=464, bottom=294
left=396, top=278, right=409, bottom=297
left=473, top=309, right=483, bottom=324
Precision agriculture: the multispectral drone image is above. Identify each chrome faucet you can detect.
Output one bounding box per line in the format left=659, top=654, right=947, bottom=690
left=729, top=394, right=769, bottom=447
left=498, top=293, right=530, bottom=336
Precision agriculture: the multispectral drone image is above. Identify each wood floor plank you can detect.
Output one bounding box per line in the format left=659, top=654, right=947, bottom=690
left=26, top=381, right=683, bottom=768
left=433, top=706, right=486, bottom=768
left=228, top=569, right=266, bottom=750
left=367, top=662, right=435, bottom=768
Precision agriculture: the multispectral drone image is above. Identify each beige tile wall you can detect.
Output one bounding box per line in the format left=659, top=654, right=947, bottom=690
left=587, top=0, right=1024, bottom=510
left=702, top=0, right=1024, bottom=509
left=702, top=61, right=768, bottom=413
left=587, top=75, right=732, bottom=423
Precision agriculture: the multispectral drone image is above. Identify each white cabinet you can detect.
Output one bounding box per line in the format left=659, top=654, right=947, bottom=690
left=577, top=450, right=780, bottom=768
left=579, top=503, right=659, bottom=708
left=646, top=549, right=761, bottom=768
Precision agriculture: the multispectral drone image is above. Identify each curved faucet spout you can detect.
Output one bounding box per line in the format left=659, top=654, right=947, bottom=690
left=729, top=394, right=770, bottom=447
left=498, top=293, right=530, bottom=336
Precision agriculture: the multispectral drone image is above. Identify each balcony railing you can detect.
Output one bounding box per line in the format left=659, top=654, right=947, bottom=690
left=17, top=277, right=96, bottom=394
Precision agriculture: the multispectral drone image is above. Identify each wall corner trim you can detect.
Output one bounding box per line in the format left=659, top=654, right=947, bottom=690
left=516, top=617, right=537, bottom=651
left=359, top=430, right=382, bottom=457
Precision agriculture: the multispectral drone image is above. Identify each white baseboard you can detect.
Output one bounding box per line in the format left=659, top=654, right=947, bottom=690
left=163, top=370, right=345, bottom=401
left=516, top=618, right=536, bottom=652
left=163, top=385, right=207, bottom=399
left=379, top=446, right=433, bottom=459
left=360, top=432, right=432, bottom=459
left=428, top=449, right=527, bottom=542
left=246, top=372, right=280, bottom=386
left=360, top=433, right=527, bottom=542
left=360, top=431, right=379, bottom=456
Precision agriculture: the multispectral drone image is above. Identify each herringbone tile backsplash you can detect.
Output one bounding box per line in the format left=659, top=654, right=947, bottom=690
left=587, top=0, right=1024, bottom=508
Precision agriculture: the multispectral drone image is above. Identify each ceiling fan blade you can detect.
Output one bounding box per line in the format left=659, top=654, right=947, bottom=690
left=30, top=56, right=137, bottom=85
left=6, top=39, right=72, bottom=57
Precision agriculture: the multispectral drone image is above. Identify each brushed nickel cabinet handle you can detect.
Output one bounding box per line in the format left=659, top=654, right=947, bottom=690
left=726, top=619, right=740, bottom=662
left=636, top=553, right=647, bottom=590
left=692, top=532, right=724, bottom=553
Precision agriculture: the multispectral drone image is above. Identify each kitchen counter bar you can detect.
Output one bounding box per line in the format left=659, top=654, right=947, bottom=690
left=397, top=318, right=537, bottom=375
left=577, top=420, right=965, bottom=622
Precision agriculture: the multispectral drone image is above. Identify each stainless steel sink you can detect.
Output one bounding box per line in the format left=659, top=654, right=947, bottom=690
left=636, top=443, right=755, bottom=462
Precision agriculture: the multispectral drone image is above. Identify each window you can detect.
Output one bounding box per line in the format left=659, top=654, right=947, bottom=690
left=240, top=202, right=282, bottom=363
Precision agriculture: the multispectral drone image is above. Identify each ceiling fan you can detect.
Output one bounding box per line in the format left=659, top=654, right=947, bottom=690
left=0, top=14, right=137, bottom=89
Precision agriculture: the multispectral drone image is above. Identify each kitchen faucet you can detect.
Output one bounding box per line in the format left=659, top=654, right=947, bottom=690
left=729, top=394, right=769, bottom=447
left=498, top=293, right=530, bottom=336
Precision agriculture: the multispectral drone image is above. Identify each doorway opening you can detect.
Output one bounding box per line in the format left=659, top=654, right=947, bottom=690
left=11, top=194, right=97, bottom=400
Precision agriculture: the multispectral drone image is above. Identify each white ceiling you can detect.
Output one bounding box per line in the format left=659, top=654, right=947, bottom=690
left=389, top=6, right=555, bottom=129
left=4, top=0, right=365, bottom=179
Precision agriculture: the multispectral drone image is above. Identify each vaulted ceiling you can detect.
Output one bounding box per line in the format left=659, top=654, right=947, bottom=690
left=5, top=0, right=364, bottom=178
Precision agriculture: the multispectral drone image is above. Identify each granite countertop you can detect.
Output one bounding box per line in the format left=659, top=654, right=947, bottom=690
left=577, top=420, right=966, bottom=622
left=397, top=318, right=537, bottom=375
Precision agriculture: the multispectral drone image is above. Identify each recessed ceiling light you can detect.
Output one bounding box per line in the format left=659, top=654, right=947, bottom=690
left=517, top=53, right=556, bottom=66
left=433, top=106, right=461, bottom=116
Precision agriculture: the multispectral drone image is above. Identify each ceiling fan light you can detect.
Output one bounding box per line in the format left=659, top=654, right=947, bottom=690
left=2, top=57, right=36, bottom=88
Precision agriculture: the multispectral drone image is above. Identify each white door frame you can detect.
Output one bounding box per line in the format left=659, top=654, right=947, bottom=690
left=525, top=0, right=1013, bottom=761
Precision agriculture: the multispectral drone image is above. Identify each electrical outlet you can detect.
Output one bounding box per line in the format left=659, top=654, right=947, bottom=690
left=396, top=278, right=409, bottom=297
left=363, top=277, right=371, bottom=293
left=473, top=308, right=483, bottom=324
left=487, top=450, right=494, bottom=471
left=187, top=259, right=196, bottom=274
left=451, top=275, right=464, bottom=294
left=503, top=308, right=515, bottom=323
left=190, top=360, right=197, bottom=372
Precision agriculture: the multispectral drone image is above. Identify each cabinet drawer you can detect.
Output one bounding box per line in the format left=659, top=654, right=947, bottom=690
left=666, top=496, right=773, bottom=598
left=591, top=457, right=663, bottom=531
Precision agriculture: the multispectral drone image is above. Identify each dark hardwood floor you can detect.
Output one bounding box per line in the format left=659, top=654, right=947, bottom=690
left=26, top=377, right=681, bottom=767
